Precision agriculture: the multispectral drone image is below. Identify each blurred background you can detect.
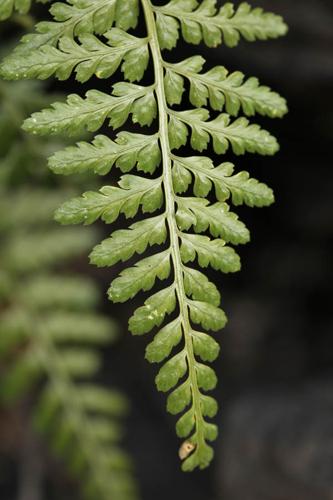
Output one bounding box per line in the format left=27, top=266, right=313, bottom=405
left=0, top=1, right=332, bottom=499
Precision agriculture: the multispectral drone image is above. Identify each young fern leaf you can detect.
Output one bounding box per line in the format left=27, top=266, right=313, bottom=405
left=1, top=0, right=288, bottom=471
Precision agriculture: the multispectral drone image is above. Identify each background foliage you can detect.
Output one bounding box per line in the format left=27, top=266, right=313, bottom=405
left=0, top=35, right=137, bottom=500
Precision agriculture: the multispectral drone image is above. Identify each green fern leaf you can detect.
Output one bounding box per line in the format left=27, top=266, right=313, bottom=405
left=23, top=84, right=156, bottom=135
left=180, top=233, right=241, bottom=273
left=108, top=251, right=171, bottom=302
left=129, top=286, right=177, bottom=336
left=183, top=266, right=220, bottom=306
left=164, top=56, right=288, bottom=117
left=55, top=175, right=163, bottom=225
left=10, top=0, right=139, bottom=54
left=172, top=156, right=274, bottom=206
left=3, top=0, right=288, bottom=471
left=91, top=215, right=167, bottom=267
left=176, top=197, right=250, bottom=244
left=145, top=316, right=182, bottom=362
left=154, top=0, right=288, bottom=49
left=49, top=132, right=161, bottom=176
left=188, top=299, right=227, bottom=331
left=169, top=108, right=279, bottom=154
left=1, top=29, right=149, bottom=83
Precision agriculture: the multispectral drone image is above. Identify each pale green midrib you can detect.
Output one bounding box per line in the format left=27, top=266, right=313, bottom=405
left=152, top=6, right=283, bottom=30
left=163, top=62, right=285, bottom=111
left=33, top=324, right=126, bottom=499
left=141, top=0, right=205, bottom=448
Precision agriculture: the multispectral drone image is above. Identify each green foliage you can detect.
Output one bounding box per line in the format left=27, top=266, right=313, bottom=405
left=0, top=0, right=37, bottom=20
left=2, top=29, right=149, bottom=82
left=1, top=0, right=288, bottom=471
left=155, top=0, right=287, bottom=50
left=49, top=132, right=161, bottom=176
left=0, top=77, right=137, bottom=500
left=9, top=0, right=139, bottom=52
left=164, top=56, right=287, bottom=117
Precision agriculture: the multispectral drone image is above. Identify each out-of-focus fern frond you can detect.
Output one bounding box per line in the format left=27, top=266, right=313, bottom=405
left=0, top=0, right=50, bottom=22
left=0, top=74, right=138, bottom=500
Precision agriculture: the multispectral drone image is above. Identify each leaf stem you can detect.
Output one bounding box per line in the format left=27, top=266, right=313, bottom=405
left=141, top=0, right=205, bottom=453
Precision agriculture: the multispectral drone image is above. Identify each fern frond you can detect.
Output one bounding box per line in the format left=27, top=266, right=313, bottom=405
left=2, top=0, right=288, bottom=471
left=0, top=302, right=136, bottom=500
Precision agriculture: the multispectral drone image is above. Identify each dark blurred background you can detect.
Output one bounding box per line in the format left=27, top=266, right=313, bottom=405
left=1, top=1, right=333, bottom=499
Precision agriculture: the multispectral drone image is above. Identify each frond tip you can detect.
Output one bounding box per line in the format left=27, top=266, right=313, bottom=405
left=2, top=0, right=288, bottom=471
